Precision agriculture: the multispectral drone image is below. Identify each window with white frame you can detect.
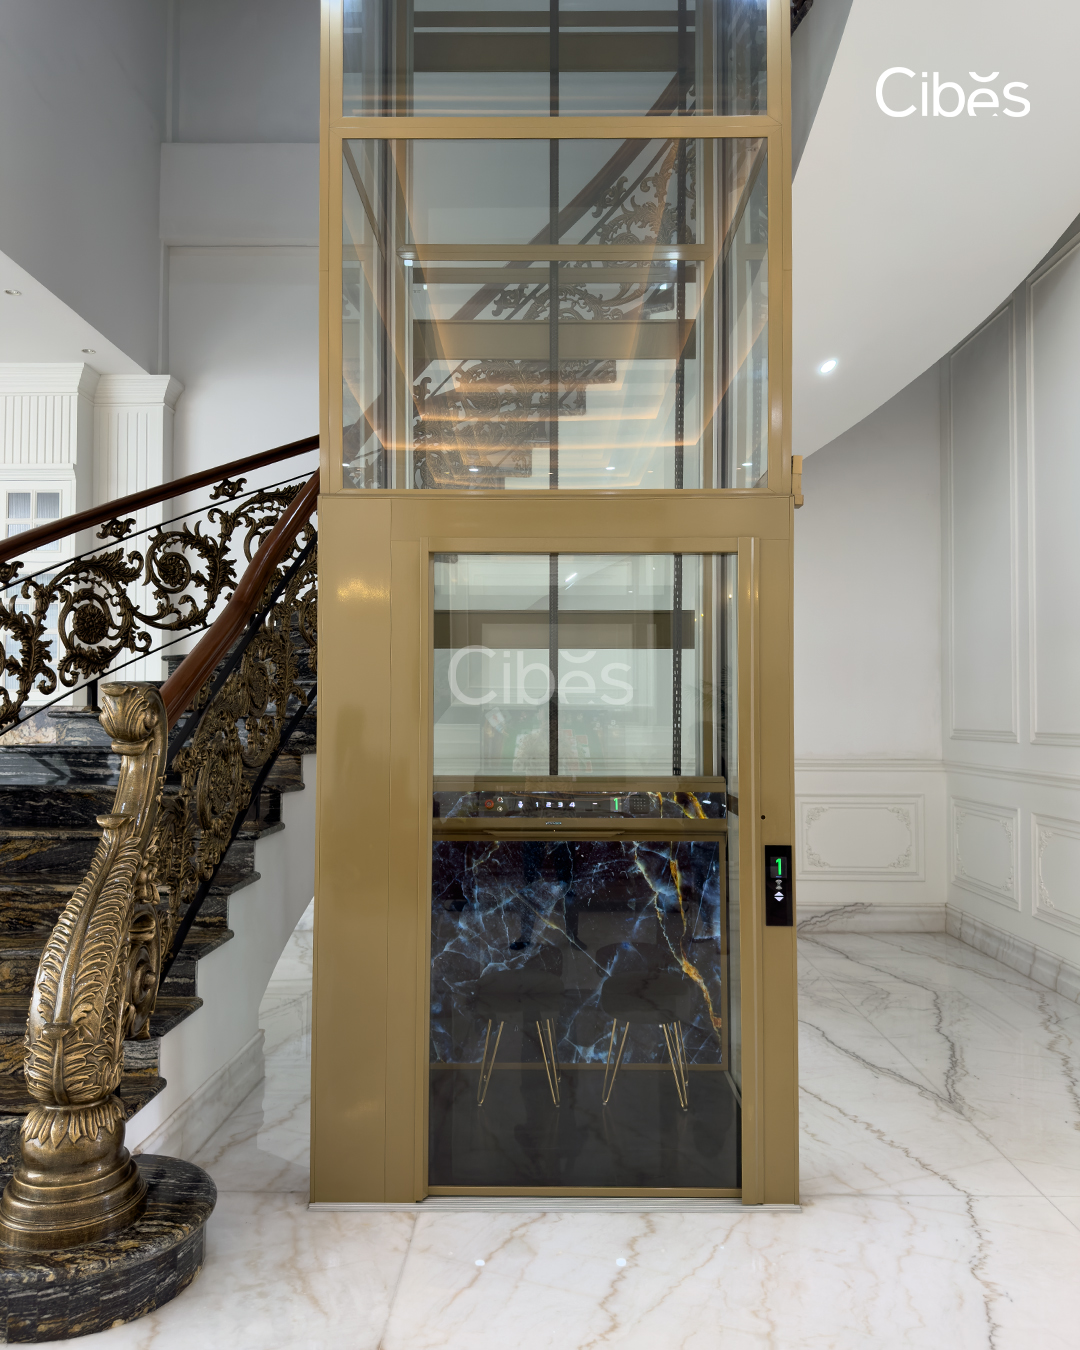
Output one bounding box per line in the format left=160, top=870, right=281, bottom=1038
left=5, top=490, right=62, bottom=551
left=3, top=489, right=63, bottom=706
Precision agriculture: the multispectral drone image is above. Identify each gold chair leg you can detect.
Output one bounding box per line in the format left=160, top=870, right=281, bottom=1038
left=477, top=1019, right=504, bottom=1106
left=662, top=1022, right=689, bottom=1111
left=602, top=1021, right=630, bottom=1105
left=536, top=1018, right=561, bottom=1107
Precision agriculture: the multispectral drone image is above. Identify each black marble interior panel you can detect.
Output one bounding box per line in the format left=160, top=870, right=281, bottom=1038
left=430, top=837, right=737, bottom=1190
left=431, top=838, right=726, bottom=1067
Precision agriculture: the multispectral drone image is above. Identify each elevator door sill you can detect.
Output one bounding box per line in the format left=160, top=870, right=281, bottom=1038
left=309, top=1197, right=801, bottom=1213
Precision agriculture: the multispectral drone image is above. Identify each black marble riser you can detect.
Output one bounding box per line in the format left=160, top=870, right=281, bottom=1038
left=0, top=789, right=116, bottom=830
left=0, top=1071, right=168, bottom=1174
left=0, top=1155, right=216, bottom=1344
left=0, top=835, right=100, bottom=879
left=0, top=785, right=291, bottom=838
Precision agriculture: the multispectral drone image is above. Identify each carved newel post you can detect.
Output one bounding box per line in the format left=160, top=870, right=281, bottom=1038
left=0, top=684, right=168, bottom=1250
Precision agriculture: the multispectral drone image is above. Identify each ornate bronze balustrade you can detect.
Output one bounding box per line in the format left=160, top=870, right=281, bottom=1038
left=0, top=475, right=307, bottom=735
left=0, top=465, right=318, bottom=1251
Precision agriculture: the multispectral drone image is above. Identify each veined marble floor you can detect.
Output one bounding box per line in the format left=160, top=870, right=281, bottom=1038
left=46, top=927, right=1080, bottom=1349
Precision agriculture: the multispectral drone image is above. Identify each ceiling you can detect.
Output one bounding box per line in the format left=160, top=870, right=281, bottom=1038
left=0, top=249, right=143, bottom=376
left=793, top=0, right=1080, bottom=454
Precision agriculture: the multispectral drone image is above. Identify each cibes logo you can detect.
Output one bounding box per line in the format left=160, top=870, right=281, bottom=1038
left=876, top=69, right=1030, bottom=118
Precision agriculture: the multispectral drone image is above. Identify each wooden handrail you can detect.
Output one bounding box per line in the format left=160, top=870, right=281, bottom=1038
left=0, top=434, right=318, bottom=564
left=160, top=470, right=320, bottom=727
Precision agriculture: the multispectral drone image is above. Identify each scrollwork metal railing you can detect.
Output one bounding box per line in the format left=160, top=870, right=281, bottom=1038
left=0, top=434, right=317, bottom=737
left=0, top=451, right=319, bottom=1251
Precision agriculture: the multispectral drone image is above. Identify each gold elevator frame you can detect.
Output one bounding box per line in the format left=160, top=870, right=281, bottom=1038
left=312, top=0, right=798, bottom=1204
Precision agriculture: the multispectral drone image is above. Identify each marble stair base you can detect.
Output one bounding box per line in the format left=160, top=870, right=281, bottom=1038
left=0, top=1156, right=215, bottom=1344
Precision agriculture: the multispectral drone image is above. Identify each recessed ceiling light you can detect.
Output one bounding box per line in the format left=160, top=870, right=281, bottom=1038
left=818, top=358, right=838, bottom=374
left=81, top=348, right=95, bottom=354
left=4, top=289, right=21, bottom=296
left=605, top=466, right=616, bottom=471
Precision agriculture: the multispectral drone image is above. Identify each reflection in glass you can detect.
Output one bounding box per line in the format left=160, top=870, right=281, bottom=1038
left=342, top=139, right=768, bottom=488
left=433, top=553, right=735, bottom=777
left=343, top=0, right=767, bottom=118
left=429, top=551, right=739, bottom=1189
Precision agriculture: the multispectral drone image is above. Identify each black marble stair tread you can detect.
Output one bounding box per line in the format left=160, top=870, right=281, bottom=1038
left=0, top=1072, right=167, bottom=1120
left=236, top=819, right=285, bottom=842
left=0, top=935, right=49, bottom=956
left=0, top=786, right=118, bottom=828
left=148, top=996, right=203, bottom=1038
left=0, top=992, right=199, bottom=1038
left=165, top=926, right=234, bottom=963
left=0, top=748, right=120, bottom=787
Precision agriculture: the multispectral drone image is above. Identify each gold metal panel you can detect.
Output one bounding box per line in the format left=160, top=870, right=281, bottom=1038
left=330, top=116, right=780, bottom=139
left=758, top=530, right=798, bottom=1203
left=384, top=491, right=788, bottom=543
left=316, top=0, right=799, bottom=1205
left=311, top=496, right=393, bottom=1201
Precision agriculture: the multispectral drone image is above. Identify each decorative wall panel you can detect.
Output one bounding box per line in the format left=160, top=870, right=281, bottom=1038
left=0, top=365, right=98, bottom=468
left=947, top=307, right=1016, bottom=742
left=1033, top=813, right=1080, bottom=936
left=797, top=795, right=923, bottom=881
left=1029, top=239, right=1080, bottom=744
left=950, top=797, right=1019, bottom=909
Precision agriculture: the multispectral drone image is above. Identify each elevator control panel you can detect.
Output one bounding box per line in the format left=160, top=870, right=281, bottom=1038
left=764, top=844, right=793, bottom=926
left=433, top=789, right=726, bottom=821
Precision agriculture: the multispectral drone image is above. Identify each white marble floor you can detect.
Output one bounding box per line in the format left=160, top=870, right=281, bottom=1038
left=54, top=928, right=1080, bottom=1349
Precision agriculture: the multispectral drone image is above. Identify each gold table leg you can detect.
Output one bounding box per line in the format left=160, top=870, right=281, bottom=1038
left=476, top=1019, right=504, bottom=1106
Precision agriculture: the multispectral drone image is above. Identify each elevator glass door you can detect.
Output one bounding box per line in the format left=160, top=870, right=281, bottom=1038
left=429, top=552, right=739, bottom=1191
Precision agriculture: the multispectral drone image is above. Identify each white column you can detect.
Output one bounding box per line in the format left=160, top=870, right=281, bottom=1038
left=93, top=375, right=184, bottom=683
left=0, top=362, right=98, bottom=536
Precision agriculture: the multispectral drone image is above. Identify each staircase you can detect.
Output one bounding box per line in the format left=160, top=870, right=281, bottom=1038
left=0, top=668, right=316, bottom=1174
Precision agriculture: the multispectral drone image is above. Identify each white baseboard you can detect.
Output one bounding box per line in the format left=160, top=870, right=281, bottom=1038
left=132, top=1029, right=265, bottom=1161
left=796, top=902, right=946, bottom=933
left=946, top=906, right=1080, bottom=1006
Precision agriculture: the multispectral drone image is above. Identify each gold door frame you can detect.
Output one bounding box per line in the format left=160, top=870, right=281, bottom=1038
left=313, top=0, right=797, bottom=1204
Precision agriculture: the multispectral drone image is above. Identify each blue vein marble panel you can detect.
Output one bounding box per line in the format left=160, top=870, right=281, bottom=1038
left=430, top=839, right=726, bottom=1069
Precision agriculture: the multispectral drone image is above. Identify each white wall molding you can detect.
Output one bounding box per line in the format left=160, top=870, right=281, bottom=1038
left=797, top=794, right=923, bottom=881
left=797, top=902, right=945, bottom=933
left=0, top=364, right=100, bottom=398
left=94, top=374, right=183, bottom=410
left=0, top=363, right=98, bottom=485
left=795, top=757, right=943, bottom=774
left=1027, top=235, right=1080, bottom=746
left=946, top=905, right=1080, bottom=1006
left=950, top=796, right=1019, bottom=910
left=1031, top=813, right=1080, bottom=937
left=944, top=303, right=1019, bottom=744
left=945, top=760, right=1080, bottom=793
left=132, top=1030, right=264, bottom=1162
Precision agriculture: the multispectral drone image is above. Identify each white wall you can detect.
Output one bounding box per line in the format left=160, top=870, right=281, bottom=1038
left=173, top=0, right=319, bottom=144
left=0, top=1, right=167, bottom=372
left=129, top=755, right=317, bottom=1159
left=794, top=367, right=946, bottom=925
left=942, top=226, right=1080, bottom=979
left=168, top=246, right=319, bottom=484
